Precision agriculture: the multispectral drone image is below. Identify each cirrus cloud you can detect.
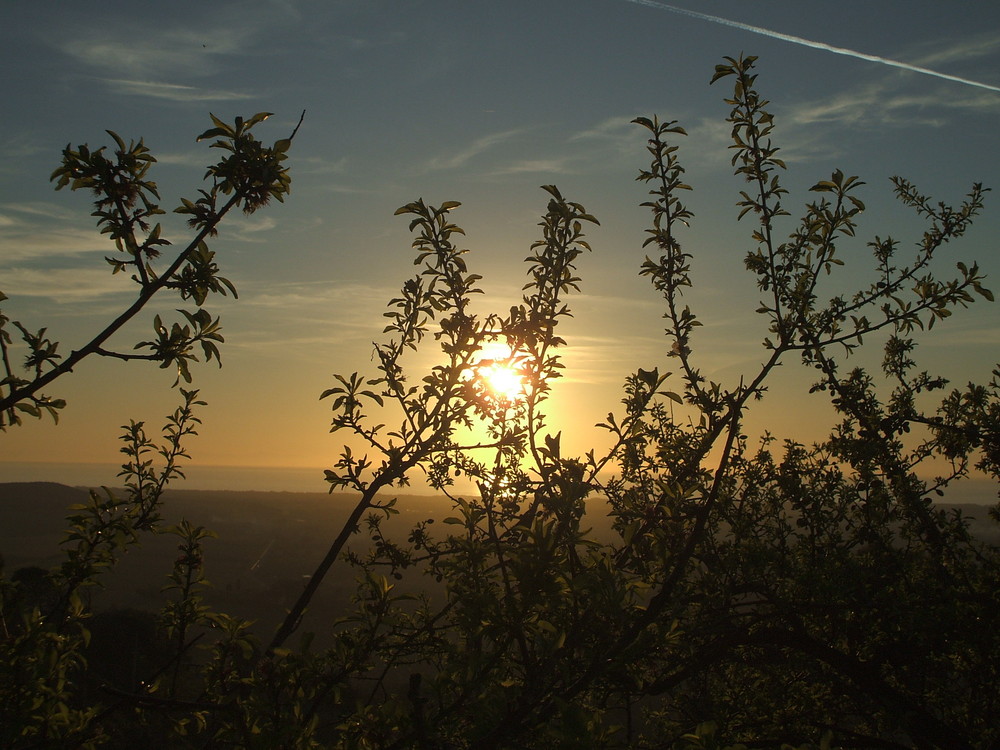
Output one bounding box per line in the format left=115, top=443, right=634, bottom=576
left=103, top=79, right=253, bottom=102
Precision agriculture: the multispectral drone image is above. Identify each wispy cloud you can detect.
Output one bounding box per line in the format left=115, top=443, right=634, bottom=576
left=552, top=335, right=663, bottom=386
left=228, top=280, right=400, bottom=353
left=0, top=229, right=109, bottom=263
left=295, top=155, right=350, bottom=176
left=668, top=116, right=739, bottom=168
left=228, top=217, right=278, bottom=243
left=318, top=183, right=381, bottom=195
left=910, top=31, right=1000, bottom=68
left=57, top=24, right=261, bottom=103
left=61, top=28, right=252, bottom=79
left=490, top=158, right=576, bottom=176
left=248, top=280, right=394, bottom=315
left=0, top=203, right=108, bottom=262
left=724, top=33, right=997, bottom=165
left=569, top=116, right=644, bottom=158
left=2, top=202, right=80, bottom=221
left=0, top=267, right=132, bottom=300
left=155, top=151, right=216, bottom=168
left=753, top=33, right=1000, bottom=161
left=476, top=117, right=654, bottom=178
left=103, top=79, right=253, bottom=102
left=241, top=217, right=278, bottom=234
left=425, top=129, right=527, bottom=170
left=0, top=136, right=48, bottom=162
left=784, top=81, right=997, bottom=132
left=920, top=322, right=1000, bottom=348
left=765, top=80, right=1000, bottom=166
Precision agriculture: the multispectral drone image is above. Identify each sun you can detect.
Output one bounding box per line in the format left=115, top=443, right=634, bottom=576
left=480, top=361, right=524, bottom=402
left=474, top=341, right=526, bottom=403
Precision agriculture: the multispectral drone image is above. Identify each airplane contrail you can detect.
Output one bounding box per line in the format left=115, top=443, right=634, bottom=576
left=621, top=0, right=1000, bottom=94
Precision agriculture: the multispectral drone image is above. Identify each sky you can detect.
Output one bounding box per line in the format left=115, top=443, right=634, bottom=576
left=1, top=0, right=999, bottom=493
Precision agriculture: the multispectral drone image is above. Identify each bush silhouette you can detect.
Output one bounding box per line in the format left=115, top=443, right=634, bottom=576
left=2, top=57, right=999, bottom=749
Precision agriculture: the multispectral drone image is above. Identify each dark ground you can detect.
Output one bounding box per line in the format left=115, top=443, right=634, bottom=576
left=2, top=481, right=997, bottom=638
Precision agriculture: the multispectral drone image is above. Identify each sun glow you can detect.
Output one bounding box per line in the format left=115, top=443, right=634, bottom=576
left=474, top=341, right=527, bottom=403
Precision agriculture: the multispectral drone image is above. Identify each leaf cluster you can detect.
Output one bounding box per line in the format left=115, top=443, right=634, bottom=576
left=0, top=111, right=300, bottom=428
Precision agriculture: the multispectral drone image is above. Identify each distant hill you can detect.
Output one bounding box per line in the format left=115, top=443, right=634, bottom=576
left=0, top=482, right=92, bottom=566
left=0, top=481, right=90, bottom=530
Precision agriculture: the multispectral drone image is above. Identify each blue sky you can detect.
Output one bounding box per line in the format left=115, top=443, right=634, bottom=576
left=2, top=1, right=999, bottom=491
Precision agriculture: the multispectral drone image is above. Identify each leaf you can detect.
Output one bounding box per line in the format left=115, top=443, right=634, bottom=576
left=637, top=368, right=659, bottom=389
left=105, top=130, right=127, bottom=151
left=361, top=390, right=384, bottom=406
left=196, top=127, right=229, bottom=143
left=245, top=111, right=273, bottom=128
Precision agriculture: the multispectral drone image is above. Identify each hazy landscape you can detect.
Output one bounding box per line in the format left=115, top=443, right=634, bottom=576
left=4, top=480, right=997, bottom=640
left=2, top=482, right=444, bottom=637
left=2, top=481, right=619, bottom=638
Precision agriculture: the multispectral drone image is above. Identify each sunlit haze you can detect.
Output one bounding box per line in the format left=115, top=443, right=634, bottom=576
left=474, top=341, right=526, bottom=403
